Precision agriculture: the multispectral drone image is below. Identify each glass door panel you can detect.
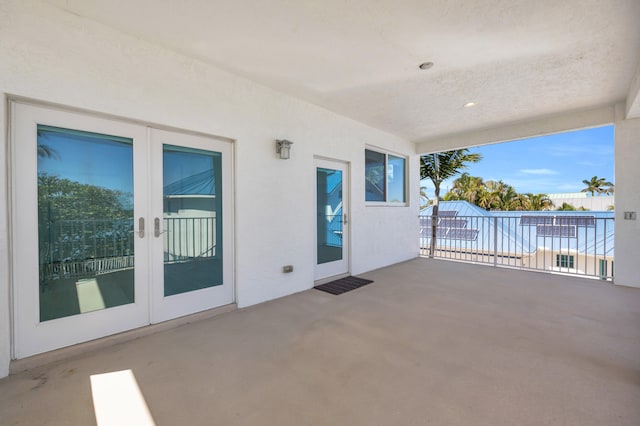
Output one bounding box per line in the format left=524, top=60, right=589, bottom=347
left=316, top=167, right=343, bottom=264
left=37, top=125, right=136, bottom=321
left=162, top=145, right=223, bottom=296
left=314, top=159, right=349, bottom=280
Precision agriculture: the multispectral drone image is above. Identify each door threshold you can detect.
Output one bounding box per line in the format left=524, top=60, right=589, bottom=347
left=9, top=303, right=236, bottom=375
left=314, top=272, right=351, bottom=286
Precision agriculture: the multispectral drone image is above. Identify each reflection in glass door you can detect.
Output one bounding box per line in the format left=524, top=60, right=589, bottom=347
left=315, top=159, right=349, bottom=280
left=37, top=126, right=135, bottom=321
left=317, top=167, right=343, bottom=264
left=162, top=145, right=222, bottom=296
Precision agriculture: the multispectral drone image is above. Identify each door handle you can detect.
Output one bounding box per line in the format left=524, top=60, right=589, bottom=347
left=343, top=213, right=348, bottom=225
left=137, top=217, right=145, bottom=238
left=154, top=217, right=166, bottom=237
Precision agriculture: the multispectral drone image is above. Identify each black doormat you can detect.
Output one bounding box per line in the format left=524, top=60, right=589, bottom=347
left=315, top=276, right=374, bottom=295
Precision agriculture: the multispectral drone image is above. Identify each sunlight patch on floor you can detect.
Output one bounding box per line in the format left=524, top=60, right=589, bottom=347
left=90, top=369, right=155, bottom=426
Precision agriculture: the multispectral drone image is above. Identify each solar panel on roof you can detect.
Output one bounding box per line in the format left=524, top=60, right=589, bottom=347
left=447, top=228, right=479, bottom=240
left=436, top=228, right=449, bottom=237
left=536, top=225, right=576, bottom=237
left=555, top=216, right=596, bottom=227
left=520, top=215, right=554, bottom=225
left=438, top=218, right=468, bottom=228
left=420, top=227, right=448, bottom=237
left=420, top=217, right=433, bottom=227
left=438, top=211, right=458, bottom=217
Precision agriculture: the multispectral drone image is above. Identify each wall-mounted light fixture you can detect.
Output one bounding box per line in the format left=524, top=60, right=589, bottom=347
left=276, top=139, right=293, bottom=159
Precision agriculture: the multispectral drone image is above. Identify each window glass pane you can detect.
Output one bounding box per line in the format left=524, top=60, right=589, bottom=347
left=37, top=125, right=134, bottom=321
left=163, top=145, right=223, bottom=296
left=387, top=155, right=406, bottom=203
left=365, top=149, right=385, bottom=201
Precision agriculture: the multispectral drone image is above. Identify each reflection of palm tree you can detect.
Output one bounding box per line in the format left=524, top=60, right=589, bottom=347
left=37, top=144, right=59, bottom=159
left=581, top=176, right=613, bottom=196
left=37, top=129, right=60, bottom=159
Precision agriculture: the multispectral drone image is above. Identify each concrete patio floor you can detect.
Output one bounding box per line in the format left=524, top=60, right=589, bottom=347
left=1, top=258, right=640, bottom=425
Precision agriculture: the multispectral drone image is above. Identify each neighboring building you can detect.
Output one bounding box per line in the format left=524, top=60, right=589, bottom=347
left=548, top=192, right=614, bottom=211
left=421, top=201, right=614, bottom=279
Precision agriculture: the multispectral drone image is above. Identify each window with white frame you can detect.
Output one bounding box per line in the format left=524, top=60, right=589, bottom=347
left=365, top=149, right=406, bottom=203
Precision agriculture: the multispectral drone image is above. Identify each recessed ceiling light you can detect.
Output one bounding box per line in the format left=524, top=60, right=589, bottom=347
left=419, top=62, right=434, bottom=70
left=463, top=101, right=477, bottom=108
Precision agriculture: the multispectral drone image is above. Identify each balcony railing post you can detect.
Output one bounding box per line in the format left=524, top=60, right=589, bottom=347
left=493, top=217, right=498, bottom=267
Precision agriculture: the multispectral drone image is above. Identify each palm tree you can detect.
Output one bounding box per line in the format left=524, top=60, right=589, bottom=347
left=483, top=180, right=516, bottom=210
left=477, top=189, right=499, bottom=210
left=510, top=193, right=531, bottom=211
left=526, top=193, right=554, bottom=211
left=581, top=176, right=613, bottom=196
left=420, top=150, right=481, bottom=256
left=419, top=185, right=432, bottom=210
left=444, top=173, right=484, bottom=204
left=556, top=202, right=577, bottom=211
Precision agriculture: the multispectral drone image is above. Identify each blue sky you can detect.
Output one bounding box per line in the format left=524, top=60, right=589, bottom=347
left=38, top=127, right=133, bottom=193
left=421, top=125, right=614, bottom=198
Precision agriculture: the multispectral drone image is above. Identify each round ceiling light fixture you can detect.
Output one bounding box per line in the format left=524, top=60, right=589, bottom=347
left=463, top=101, right=477, bottom=108
left=418, top=62, right=434, bottom=70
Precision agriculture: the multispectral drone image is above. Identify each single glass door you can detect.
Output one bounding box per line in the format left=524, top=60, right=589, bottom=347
left=149, top=129, right=233, bottom=323
left=315, top=159, right=349, bottom=280
left=12, top=103, right=150, bottom=359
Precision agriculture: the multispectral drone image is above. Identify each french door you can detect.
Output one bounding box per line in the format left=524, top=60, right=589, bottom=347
left=11, top=102, right=233, bottom=358
left=314, top=158, right=349, bottom=280
left=149, top=129, right=233, bottom=323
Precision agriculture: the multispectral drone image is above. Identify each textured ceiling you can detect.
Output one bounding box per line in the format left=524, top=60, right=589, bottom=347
left=46, top=0, right=640, bottom=143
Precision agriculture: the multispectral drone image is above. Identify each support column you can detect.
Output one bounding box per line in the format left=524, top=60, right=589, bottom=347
left=613, top=115, right=640, bottom=287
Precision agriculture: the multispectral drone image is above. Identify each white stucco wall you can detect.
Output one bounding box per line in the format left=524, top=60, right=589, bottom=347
left=614, top=116, right=640, bottom=288
left=0, top=1, right=419, bottom=376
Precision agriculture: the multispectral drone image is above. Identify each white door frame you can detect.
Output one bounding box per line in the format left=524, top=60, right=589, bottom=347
left=314, top=157, right=350, bottom=281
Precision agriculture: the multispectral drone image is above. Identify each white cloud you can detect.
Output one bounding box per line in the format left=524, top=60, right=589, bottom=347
left=520, top=168, right=559, bottom=175
left=557, top=183, right=580, bottom=191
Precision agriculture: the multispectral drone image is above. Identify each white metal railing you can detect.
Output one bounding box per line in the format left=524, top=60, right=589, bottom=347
left=39, top=216, right=218, bottom=281
left=39, top=218, right=135, bottom=281
left=419, top=214, right=615, bottom=280
left=163, top=216, right=216, bottom=261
